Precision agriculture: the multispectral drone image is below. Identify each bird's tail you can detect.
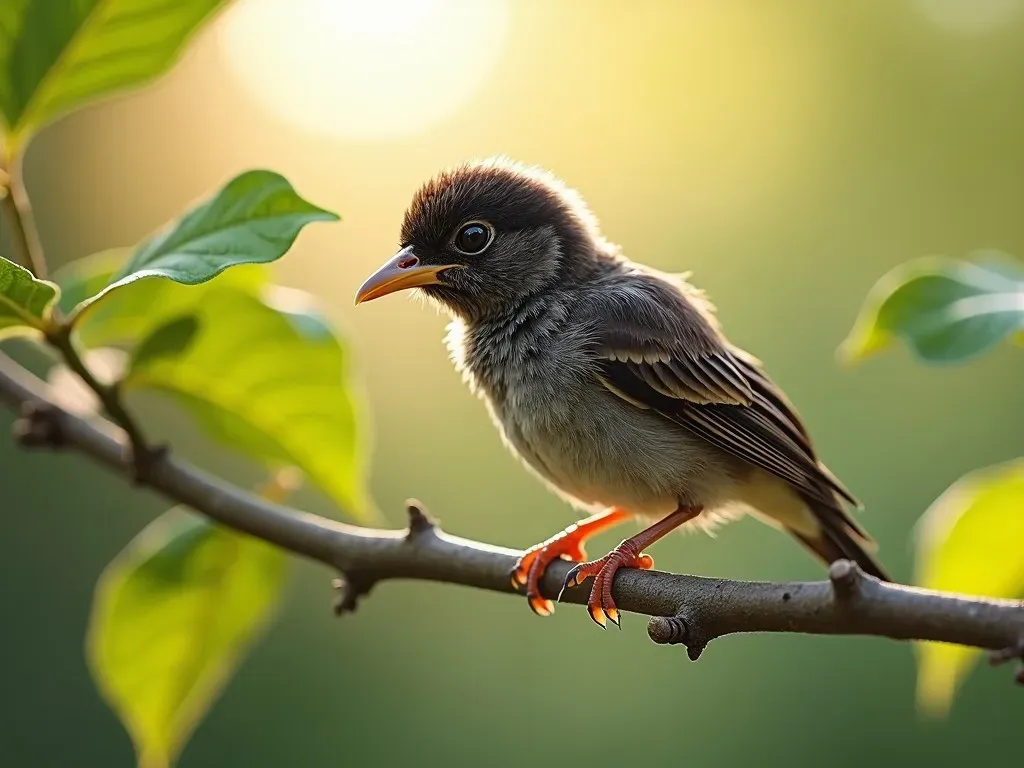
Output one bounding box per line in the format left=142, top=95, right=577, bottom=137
left=794, top=504, right=891, bottom=582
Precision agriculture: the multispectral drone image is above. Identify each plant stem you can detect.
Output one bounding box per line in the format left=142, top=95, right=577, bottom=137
left=0, top=153, right=47, bottom=278
left=0, top=149, right=157, bottom=470
left=45, top=324, right=158, bottom=473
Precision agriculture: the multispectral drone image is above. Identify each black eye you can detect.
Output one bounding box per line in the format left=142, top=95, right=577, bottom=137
left=454, top=222, right=493, bottom=255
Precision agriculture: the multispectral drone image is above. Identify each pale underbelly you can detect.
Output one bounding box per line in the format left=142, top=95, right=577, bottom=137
left=496, top=388, right=743, bottom=518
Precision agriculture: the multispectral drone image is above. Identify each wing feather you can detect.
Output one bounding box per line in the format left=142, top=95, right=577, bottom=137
left=588, top=274, right=861, bottom=511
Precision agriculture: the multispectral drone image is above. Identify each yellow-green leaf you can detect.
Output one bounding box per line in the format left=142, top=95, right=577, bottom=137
left=123, top=284, right=373, bottom=521
left=0, top=254, right=59, bottom=339
left=840, top=253, right=1024, bottom=365
left=0, top=0, right=227, bottom=153
left=53, top=249, right=267, bottom=349
left=914, top=459, right=1024, bottom=716
left=87, top=508, right=286, bottom=768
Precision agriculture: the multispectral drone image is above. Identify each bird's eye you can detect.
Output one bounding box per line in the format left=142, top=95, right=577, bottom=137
left=453, top=221, right=493, bottom=255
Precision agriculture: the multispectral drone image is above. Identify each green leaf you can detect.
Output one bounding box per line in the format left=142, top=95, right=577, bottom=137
left=130, top=315, right=200, bottom=369
left=53, top=249, right=267, bottom=349
left=124, top=284, right=373, bottom=521
left=88, top=508, right=286, bottom=768
left=0, top=254, right=59, bottom=339
left=840, top=253, right=1024, bottom=365
left=0, top=0, right=226, bottom=152
left=73, top=170, right=337, bottom=316
left=914, top=459, right=1024, bottom=716
left=54, top=248, right=132, bottom=316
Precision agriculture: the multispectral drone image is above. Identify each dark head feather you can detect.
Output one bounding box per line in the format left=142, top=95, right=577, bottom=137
left=401, top=157, right=599, bottom=252
left=398, top=158, right=607, bottom=319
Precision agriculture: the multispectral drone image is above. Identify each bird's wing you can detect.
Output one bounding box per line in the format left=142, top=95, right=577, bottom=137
left=587, top=273, right=862, bottom=513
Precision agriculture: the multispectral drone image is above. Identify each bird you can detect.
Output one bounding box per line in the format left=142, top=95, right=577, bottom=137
left=355, top=157, right=889, bottom=628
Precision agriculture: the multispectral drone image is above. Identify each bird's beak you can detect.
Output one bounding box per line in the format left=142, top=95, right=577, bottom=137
left=354, top=246, right=451, bottom=305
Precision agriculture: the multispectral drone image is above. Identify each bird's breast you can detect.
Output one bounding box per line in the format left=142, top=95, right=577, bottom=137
left=446, top=307, right=737, bottom=516
left=497, top=377, right=702, bottom=516
left=445, top=301, right=589, bottom=410
left=449, top=318, right=691, bottom=514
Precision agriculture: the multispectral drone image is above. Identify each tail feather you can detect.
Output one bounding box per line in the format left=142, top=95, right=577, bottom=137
left=794, top=506, right=890, bottom=582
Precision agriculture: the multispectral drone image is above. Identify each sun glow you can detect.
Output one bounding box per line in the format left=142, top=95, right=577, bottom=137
left=218, top=0, right=509, bottom=140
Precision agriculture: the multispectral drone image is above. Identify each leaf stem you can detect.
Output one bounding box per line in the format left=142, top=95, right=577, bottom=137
left=46, top=324, right=160, bottom=476
left=0, top=153, right=48, bottom=278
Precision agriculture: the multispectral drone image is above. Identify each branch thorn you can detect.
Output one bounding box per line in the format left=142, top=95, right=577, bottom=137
left=404, top=499, right=437, bottom=540
left=988, top=633, right=1024, bottom=685
left=829, top=559, right=862, bottom=600
left=332, top=573, right=376, bottom=616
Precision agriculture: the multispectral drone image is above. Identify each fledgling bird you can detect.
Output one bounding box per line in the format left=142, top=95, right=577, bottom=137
left=356, top=158, right=889, bottom=627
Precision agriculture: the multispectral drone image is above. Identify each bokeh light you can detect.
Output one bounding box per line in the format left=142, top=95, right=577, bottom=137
left=218, top=0, right=509, bottom=140
left=913, top=0, right=1024, bottom=34
left=6, top=2, right=1024, bottom=767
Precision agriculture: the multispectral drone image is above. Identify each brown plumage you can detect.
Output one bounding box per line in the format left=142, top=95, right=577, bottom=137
left=356, top=157, right=889, bottom=627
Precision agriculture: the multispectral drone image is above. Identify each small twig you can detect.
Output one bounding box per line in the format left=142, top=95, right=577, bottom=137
left=989, top=635, right=1024, bottom=686
left=331, top=573, right=377, bottom=616
left=0, top=154, right=48, bottom=278
left=0, top=152, right=157, bottom=474
left=1, top=351, right=1023, bottom=685
left=0, top=153, right=156, bottom=479
left=44, top=325, right=163, bottom=480
left=12, top=400, right=66, bottom=449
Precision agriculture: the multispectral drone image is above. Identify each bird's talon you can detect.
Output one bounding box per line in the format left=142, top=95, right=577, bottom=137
left=509, top=565, right=528, bottom=588
left=562, top=565, right=583, bottom=592
left=574, top=547, right=657, bottom=632
left=511, top=510, right=631, bottom=617
left=528, top=595, right=555, bottom=617
left=509, top=550, right=536, bottom=588
left=564, top=559, right=604, bottom=589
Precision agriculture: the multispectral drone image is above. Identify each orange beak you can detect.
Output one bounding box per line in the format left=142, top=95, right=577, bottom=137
left=354, top=247, right=453, bottom=305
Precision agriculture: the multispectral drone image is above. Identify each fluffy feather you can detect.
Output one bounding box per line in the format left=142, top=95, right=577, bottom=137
left=402, top=158, right=889, bottom=581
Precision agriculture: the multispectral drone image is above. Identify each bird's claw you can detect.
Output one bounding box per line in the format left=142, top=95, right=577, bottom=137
left=560, top=548, right=654, bottom=629
left=510, top=529, right=588, bottom=617
left=528, top=595, right=555, bottom=617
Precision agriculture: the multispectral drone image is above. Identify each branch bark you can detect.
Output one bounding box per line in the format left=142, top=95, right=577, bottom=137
left=1, top=350, right=1022, bottom=666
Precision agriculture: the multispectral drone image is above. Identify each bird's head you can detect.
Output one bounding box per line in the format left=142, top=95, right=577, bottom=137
left=355, top=158, right=602, bottom=320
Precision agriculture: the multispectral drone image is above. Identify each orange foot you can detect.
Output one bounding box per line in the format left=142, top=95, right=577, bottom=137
left=561, top=505, right=704, bottom=628
left=510, top=508, right=629, bottom=616
left=561, top=546, right=655, bottom=627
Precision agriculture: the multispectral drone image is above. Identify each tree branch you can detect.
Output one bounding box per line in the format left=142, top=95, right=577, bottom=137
left=1, top=350, right=1022, bottom=670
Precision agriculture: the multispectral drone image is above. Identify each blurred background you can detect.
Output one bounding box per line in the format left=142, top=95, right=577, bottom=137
left=3, top=0, right=1023, bottom=765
